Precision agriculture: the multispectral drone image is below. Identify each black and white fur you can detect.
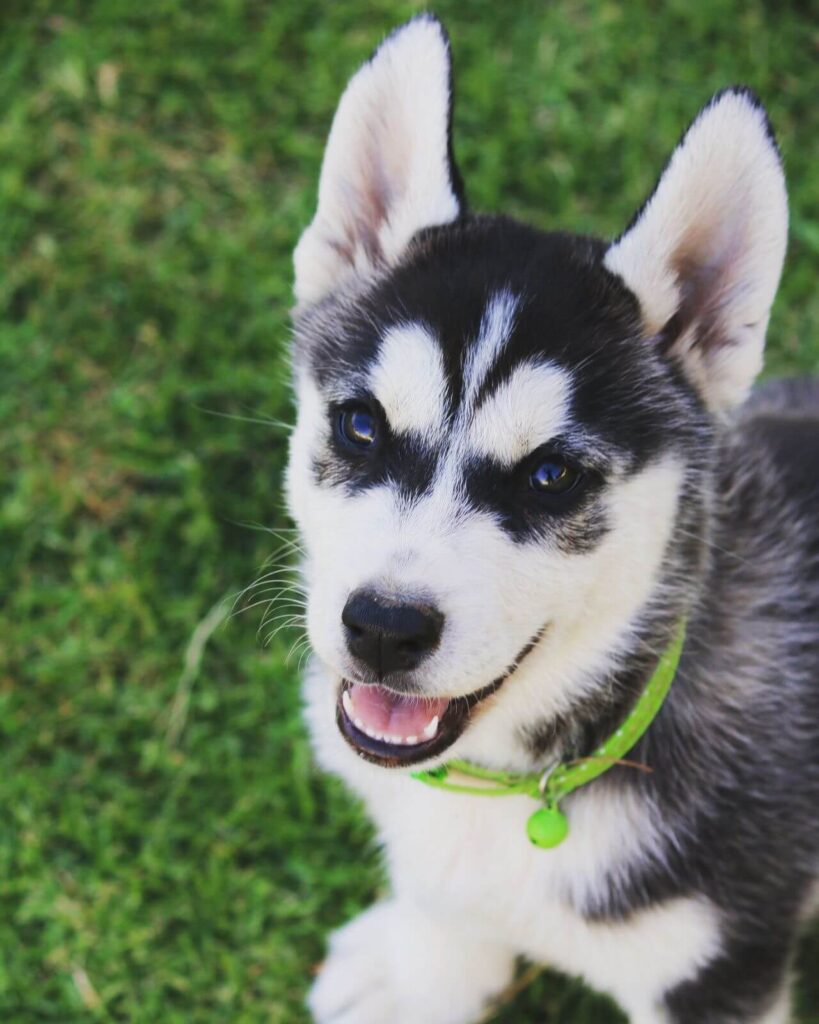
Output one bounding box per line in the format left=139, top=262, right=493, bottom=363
left=285, top=15, right=819, bottom=1023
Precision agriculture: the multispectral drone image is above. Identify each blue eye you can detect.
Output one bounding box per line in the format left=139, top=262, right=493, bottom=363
left=529, top=455, right=581, bottom=495
left=338, top=406, right=378, bottom=448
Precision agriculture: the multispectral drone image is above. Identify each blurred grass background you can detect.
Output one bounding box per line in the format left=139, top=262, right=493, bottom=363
left=0, top=1, right=817, bottom=1021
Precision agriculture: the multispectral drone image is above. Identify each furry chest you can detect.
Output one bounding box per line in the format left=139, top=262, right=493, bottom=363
left=365, top=779, right=721, bottom=1014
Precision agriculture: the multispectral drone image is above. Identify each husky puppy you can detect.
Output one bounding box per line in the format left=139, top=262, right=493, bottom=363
left=286, top=15, right=818, bottom=1024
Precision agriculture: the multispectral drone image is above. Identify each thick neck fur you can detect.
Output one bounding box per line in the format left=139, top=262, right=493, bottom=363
left=578, top=393, right=819, bottom=928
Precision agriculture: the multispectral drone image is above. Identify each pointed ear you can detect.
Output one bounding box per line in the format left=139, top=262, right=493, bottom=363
left=604, top=88, right=788, bottom=412
left=293, top=15, right=463, bottom=308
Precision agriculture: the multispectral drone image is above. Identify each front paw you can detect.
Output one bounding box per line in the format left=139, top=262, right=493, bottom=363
left=308, top=903, right=404, bottom=1024
left=308, top=900, right=515, bottom=1024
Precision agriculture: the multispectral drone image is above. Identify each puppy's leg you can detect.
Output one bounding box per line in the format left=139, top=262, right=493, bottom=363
left=625, top=984, right=790, bottom=1024
left=661, top=942, right=793, bottom=1024
left=308, top=898, right=516, bottom=1024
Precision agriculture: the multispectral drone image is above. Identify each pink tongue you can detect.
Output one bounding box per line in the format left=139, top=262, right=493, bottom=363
left=348, top=684, right=449, bottom=738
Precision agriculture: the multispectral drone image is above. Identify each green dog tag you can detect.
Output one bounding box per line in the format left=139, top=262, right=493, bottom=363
left=527, top=805, right=569, bottom=848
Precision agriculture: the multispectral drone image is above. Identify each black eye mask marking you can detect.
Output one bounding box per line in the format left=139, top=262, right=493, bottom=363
left=313, top=398, right=440, bottom=499
left=462, top=451, right=609, bottom=550
left=314, top=397, right=611, bottom=551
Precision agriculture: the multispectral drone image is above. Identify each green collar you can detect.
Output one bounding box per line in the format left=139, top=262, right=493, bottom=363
left=412, top=621, right=686, bottom=849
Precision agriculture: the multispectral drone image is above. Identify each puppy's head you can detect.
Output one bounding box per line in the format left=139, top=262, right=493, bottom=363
left=286, top=16, right=787, bottom=768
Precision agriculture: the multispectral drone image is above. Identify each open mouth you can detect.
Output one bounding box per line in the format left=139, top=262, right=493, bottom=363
left=336, top=679, right=496, bottom=767
left=336, top=627, right=546, bottom=767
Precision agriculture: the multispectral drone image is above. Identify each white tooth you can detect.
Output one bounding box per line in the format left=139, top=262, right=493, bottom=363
left=406, top=735, right=418, bottom=745
left=354, top=717, right=365, bottom=730
left=422, top=715, right=439, bottom=740
left=342, top=690, right=353, bottom=716
left=389, top=735, right=402, bottom=745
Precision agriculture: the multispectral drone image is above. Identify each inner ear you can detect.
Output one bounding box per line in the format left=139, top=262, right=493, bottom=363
left=293, top=15, right=464, bottom=309
left=656, top=246, right=738, bottom=357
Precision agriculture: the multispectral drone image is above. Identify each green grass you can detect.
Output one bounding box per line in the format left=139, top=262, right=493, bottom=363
left=1, top=2, right=817, bottom=1021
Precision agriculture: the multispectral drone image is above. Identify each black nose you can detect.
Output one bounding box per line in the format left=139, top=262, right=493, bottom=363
left=342, top=589, right=444, bottom=677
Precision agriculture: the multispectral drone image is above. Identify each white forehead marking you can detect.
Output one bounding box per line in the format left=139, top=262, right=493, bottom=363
left=468, top=360, right=573, bottom=466
left=369, top=323, right=448, bottom=439
left=463, top=289, right=519, bottom=408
